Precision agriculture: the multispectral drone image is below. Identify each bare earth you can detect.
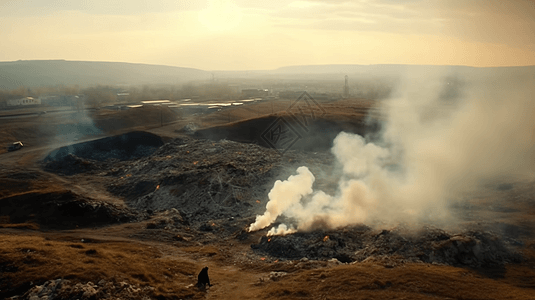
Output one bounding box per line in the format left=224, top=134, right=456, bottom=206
left=1, top=100, right=535, bottom=300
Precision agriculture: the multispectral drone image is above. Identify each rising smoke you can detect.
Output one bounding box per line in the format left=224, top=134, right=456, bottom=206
left=249, top=69, right=535, bottom=235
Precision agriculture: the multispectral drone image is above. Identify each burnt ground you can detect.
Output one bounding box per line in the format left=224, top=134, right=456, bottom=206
left=1, top=102, right=535, bottom=299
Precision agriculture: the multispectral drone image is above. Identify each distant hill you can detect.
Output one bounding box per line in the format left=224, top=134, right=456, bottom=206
left=213, top=64, right=535, bottom=80
left=2, top=61, right=534, bottom=89
left=0, top=60, right=211, bottom=89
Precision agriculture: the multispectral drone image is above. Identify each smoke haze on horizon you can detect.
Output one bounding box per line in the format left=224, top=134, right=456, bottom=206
left=1, top=1, right=535, bottom=70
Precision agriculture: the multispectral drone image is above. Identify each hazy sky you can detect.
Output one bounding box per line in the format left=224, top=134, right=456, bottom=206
left=1, top=0, right=534, bottom=70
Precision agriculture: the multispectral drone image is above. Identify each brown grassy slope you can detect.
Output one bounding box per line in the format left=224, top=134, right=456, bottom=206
left=0, top=106, right=179, bottom=154
left=191, top=98, right=381, bottom=152
left=260, top=263, right=535, bottom=300
left=0, top=234, right=203, bottom=299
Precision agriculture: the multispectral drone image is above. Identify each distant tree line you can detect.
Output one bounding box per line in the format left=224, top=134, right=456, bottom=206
left=126, top=82, right=238, bottom=102
left=0, top=78, right=396, bottom=109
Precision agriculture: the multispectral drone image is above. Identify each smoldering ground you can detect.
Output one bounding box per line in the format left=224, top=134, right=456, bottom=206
left=250, top=69, right=535, bottom=235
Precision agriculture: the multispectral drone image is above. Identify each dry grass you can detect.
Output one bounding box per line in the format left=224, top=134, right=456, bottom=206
left=198, top=98, right=379, bottom=128
left=260, top=263, right=535, bottom=300
left=0, top=234, right=203, bottom=299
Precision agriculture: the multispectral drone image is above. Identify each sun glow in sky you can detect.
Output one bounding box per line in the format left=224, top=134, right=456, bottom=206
left=199, top=0, right=243, bottom=32
left=1, top=0, right=534, bottom=70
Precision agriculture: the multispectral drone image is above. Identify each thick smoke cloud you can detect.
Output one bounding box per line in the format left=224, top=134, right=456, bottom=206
left=249, top=70, right=535, bottom=235
left=248, top=166, right=314, bottom=232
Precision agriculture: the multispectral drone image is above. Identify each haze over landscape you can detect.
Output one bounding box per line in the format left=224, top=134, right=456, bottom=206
left=2, top=1, right=535, bottom=300
left=1, top=0, right=535, bottom=70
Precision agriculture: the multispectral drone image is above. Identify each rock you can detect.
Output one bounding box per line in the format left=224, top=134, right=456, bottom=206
left=269, top=272, right=288, bottom=281
left=251, top=226, right=521, bottom=268
left=328, top=258, right=341, bottom=265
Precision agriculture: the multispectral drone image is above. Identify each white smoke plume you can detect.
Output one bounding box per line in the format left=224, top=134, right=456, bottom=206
left=248, top=166, right=315, bottom=232
left=249, top=69, right=535, bottom=235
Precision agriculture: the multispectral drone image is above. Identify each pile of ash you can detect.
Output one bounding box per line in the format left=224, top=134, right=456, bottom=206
left=107, top=136, right=335, bottom=228
left=0, top=190, right=140, bottom=229
left=251, top=225, right=523, bottom=268
left=43, top=131, right=164, bottom=175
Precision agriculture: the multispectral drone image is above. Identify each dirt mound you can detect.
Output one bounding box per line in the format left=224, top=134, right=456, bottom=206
left=0, top=190, right=139, bottom=229
left=108, top=137, right=281, bottom=226
left=44, top=131, right=164, bottom=162
left=194, top=114, right=380, bottom=152
left=0, top=171, right=49, bottom=198
left=43, top=131, right=164, bottom=175
left=43, top=154, right=103, bottom=175
left=107, top=136, right=335, bottom=229
left=251, top=226, right=523, bottom=268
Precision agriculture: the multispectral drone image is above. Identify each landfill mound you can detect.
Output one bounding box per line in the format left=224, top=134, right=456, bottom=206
left=107, top=136, right=334, bottom=227
left=251, top=226, right=523, bottom=268
left=0, top=190, right=139, bottom=229
left=35, top=131, right=526, bottom=270
left=194, top=114, right=379, bottom=152
left=44, top=131, right=164, bottom=163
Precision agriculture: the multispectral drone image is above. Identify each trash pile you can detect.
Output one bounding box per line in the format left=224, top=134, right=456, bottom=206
left=251, top=225, right=523, bottom=268
left=106, top=136, right=334, bottom=227
left=40, top=131, right=335, bottom=234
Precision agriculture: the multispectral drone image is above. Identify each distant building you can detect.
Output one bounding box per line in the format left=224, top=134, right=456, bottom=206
left=7, top=97, right=41, bottom=107
left=117, top=92, right=130, bottom=102
left=141, top=100, right=172, bottom=105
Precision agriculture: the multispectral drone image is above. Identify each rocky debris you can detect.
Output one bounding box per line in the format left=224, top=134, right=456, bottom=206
left=251, top=226, right=523, bottom=268
left=251, top=226, right=365, bottom=263
left=269, top=271, right=288, bottom=281
left=107, top=136, right=335, bottom=228
left=10, top=279, right=154, bottom=300
left=41, top=130, right=336, bottom=231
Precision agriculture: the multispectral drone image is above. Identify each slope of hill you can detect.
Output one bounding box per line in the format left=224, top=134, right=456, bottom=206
left=0, top=60, right=211, bottom=89
left=213, top=64, right=535, bottom=80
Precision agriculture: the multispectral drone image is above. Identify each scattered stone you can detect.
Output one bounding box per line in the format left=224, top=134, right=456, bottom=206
left=269, top=271, right=288, bottom=281
left=17, top=279, right=156, bottom=300
left=252, top=226, right=522, bottom=268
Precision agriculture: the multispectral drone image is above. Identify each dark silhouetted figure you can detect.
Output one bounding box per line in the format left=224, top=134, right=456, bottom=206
left=197, top=266, right=212, bottom=288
